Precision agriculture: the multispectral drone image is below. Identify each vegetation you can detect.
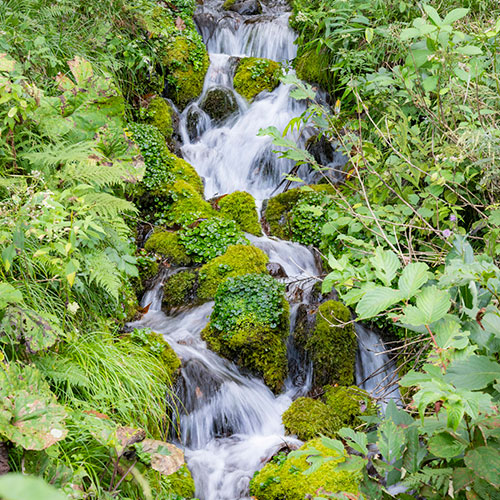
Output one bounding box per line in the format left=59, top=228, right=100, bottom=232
left=217, top=191, right=262, bottom=236
left=233, top=58, right=281, bottom=102
left=144, top=230, right=193, bottom=266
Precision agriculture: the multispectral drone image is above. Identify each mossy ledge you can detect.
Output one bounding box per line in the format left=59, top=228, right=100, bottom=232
left=233, top=57, right=281, bottom=102
left=293, top=300, right=357, bottom=389
left=144, top=229, right=192, bottom=266
left=217, top=191, right=262, bottom=236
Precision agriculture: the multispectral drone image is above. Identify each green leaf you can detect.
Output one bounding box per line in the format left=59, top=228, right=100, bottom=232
left=443, top=8, right=469, bottom=25
left=456, top=45, right=483, bottom=56
left=402, top=286, right=451, bottom=326
left=433, top=317, right=469, bottom=349
left=370, top=248, right=400, bottom=286
left=0, top=283, right=22, bottom=309
left=355, top=287, right=403, bottom=318
left=377, top=420, right=405, bottom=462
left=0, top=473, right=68, bottom=500
left=338, top=427, right=368, bottom=455
left=428, top=432, right=467, bottom=459
left=398, top=262, right=429, bottom=299
left=465, top=447, right=500, bottom=488
left=365, top=27, right=374, bottom=43
left=423, top=4, right=442, bottom=26
left=0, top=54, right=16, bottom=73
left=446, top=355, right=500, bottom=390
left=320, top=436, right=345, bottom=456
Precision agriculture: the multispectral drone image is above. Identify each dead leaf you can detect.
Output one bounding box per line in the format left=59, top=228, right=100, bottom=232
left=140, top=439, right=185, bottom=476
left=175, top=16, right=186, bottom=31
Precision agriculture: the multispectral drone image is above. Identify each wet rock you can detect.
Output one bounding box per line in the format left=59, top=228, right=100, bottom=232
left=227, top=0, right=262, bottom=16
left=306, top=134, right=348, bottom=184
left=266, top=262, right=287, bottom=278
left=186, top=105, right=211, bottom=142
left=200, top=86, right=238, bottom=125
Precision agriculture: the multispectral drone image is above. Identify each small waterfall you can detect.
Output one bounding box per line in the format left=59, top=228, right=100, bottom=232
left=131, top=0, right=400, bottom=497
left=355, top=324, right=401, bottom=407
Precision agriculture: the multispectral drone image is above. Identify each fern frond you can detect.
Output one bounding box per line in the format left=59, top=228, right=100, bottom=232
left=35, top=355, right=91, bottom=390
left=22, top=141, right=96, bottom=171
left=83, top=192, right=137, bottom=218
left=85, top=250, right=122, bottom=299
left=63, top=162, right=129, bottom=188
left=402, top=467, right=453, bottom=495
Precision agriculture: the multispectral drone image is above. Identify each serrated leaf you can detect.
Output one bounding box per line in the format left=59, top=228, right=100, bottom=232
left=0, top=283, right=22, bottom=309
left=465, top=447, right=500, bottom=488
left=338, top=427, right=368, bottom=455
left=428, top=432, right=466, bottom=459
left=355, top=287, right=403, bottom=318
left=410, top=286, right=451, bottom=325
left=398, top=262, right=429, bottom=299
left=434, top=317, right=469, bottom=349
left=320, top=436, right=345, bottom=455
left=377, top=420, right=405, bottom=462
left=446, top=355, right=500, bottom=390
left=370, top=248, right=400, bottom=286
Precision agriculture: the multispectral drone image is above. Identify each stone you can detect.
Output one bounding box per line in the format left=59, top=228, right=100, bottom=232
left=266, top=262, right=287, bottom=278
left=200, top=86, right=238, bottom=125
left=227, top=0, right=262, bottom=15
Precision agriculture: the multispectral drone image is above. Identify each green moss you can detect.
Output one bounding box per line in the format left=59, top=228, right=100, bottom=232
left=144, top=230, right=192, bottom=266
left=233, top=57, right=281, bottom=102
left=249, top=438, right=360, bottom=499
left=168, top=180, right=216, bottom=227
left=164, top=36, right=210, bottom=108
left=197, top=245, right=268, bottom=300
left=222, top=0, right=236, bottom=9
left=202, top=313, right=288, bottom=393
left=201, top=274, right=290, bottom=392
left=264, top=184, right=334, bottom=245
left=166, top=464, right=196, bottom=499
left=162, top=271, right=198, bottom=309
left=171, top=156, right=204, bottom=195
left=282, top=386, right=376, bottom=441
left=143, top=97, right=173, bottom=140
left=294, top=48, right=327, bottom=85
left=294, top=300, right=357, bottom=388
left=217, top=191, right=262, bottom=235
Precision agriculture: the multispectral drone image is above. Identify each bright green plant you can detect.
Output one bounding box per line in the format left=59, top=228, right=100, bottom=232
left=178, top=218, right=248, bottom=263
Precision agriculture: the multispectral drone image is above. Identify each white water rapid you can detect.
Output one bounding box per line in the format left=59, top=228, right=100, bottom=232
left=130, top=1, right=399, bottom=497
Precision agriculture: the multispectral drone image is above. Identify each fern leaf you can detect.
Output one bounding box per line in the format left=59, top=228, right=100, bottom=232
left=83, top=192, right=137, bottom=218
left=85, top=251, right=122, bottom=299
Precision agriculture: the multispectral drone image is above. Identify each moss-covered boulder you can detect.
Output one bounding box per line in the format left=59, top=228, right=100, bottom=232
left=282, top=386, right=375, bottom=441
left=294, top=48, right=328, bottom=86
left=142, top=97, right=174, bottom=140
left=200, top=87, right=238, bottom=124
left=294, top=300, right=357, bottom=389
left=167, top=180, right=216, bottom=227
left=263, top=184, right=334, bottom=247
left=166, top=464, right=196, bottom=498
left=164, top=36, right=210, bottom=108
left=217, top=191, right=262, bottom=235
left=233, top=57, right=280, bottom=102
left=249, top=438, right=360, bottom=499
left=162, top=270, right=198, bottom=309
left=128, top=123, right=204, bottom=220
left=201, top=274, right=289, bottom=392
left=198, top=245, right=269, bottom=300
left=144, top=230, right=192, bottom=266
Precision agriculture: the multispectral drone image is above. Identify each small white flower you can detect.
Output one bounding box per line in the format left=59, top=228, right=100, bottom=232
left=67, top=302, right=80, bottom=314
left=50, top=428, right=64, bottom=439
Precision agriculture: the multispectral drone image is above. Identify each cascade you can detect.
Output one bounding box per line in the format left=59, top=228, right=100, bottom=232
left=129, top=1, right=399, bottom=497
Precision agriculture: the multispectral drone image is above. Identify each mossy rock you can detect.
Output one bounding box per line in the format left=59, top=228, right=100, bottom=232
left=282, top=386, right=376, bottom=441
left=167, top=180, right=216, bottom=227
left=249, top=437, right=360, bottom=499
left=164, top=36, right=210, bottom=108
left=233, top=57, right=280, bottom=102
left=144, top=230, right=192, bottom=266
left=217, top=191, right=262, bottom=235
left=201, top=274, right=290, bottom=392
left=202, top=314, right=288, bottom=393
left=200, top=86, right=238, bottom=124
left=140, top=463, right=195, bottom=499
left=170, top=156, right=204, bottom=196
left=143, top=97, right=173, bottom=140
left=294, top=48, right=329, bottom=87
left=197, top=245, right=268, bottom=300
left=294, top=300, right=357, bottom=389
left=162, top=271, right=198, bottom=309
left=263, top=184, right=334, bottom=244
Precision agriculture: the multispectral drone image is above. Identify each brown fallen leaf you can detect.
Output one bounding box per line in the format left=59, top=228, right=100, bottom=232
left=140, top=439, right=185, bottom=476
left=175, top=16, right=186, bottom=31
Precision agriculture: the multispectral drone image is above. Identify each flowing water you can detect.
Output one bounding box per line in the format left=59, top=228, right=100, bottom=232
left=130, top=1, right=399, bottom=497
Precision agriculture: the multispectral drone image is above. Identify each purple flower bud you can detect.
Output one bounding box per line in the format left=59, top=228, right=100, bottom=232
left=442, top=229, right=452, bottom=238
left=450, top=214, right=457, bottom=222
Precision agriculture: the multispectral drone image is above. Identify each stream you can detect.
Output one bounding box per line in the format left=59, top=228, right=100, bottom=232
left=130, top=1, right=399, bottom=498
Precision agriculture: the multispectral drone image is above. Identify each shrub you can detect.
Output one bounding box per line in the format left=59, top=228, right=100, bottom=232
left=218, top=191, right=262, bottom=235
left=144, top=230, right=192, bottom=266
left=179, top=218, right=248, bottom=263
left=293, top=300, right=357, bottom=388
left=197, top=245, right=268, bottom=300
left=249, top=438, right=360, bottom=499
left=233, top=58, right=281, bottom=101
